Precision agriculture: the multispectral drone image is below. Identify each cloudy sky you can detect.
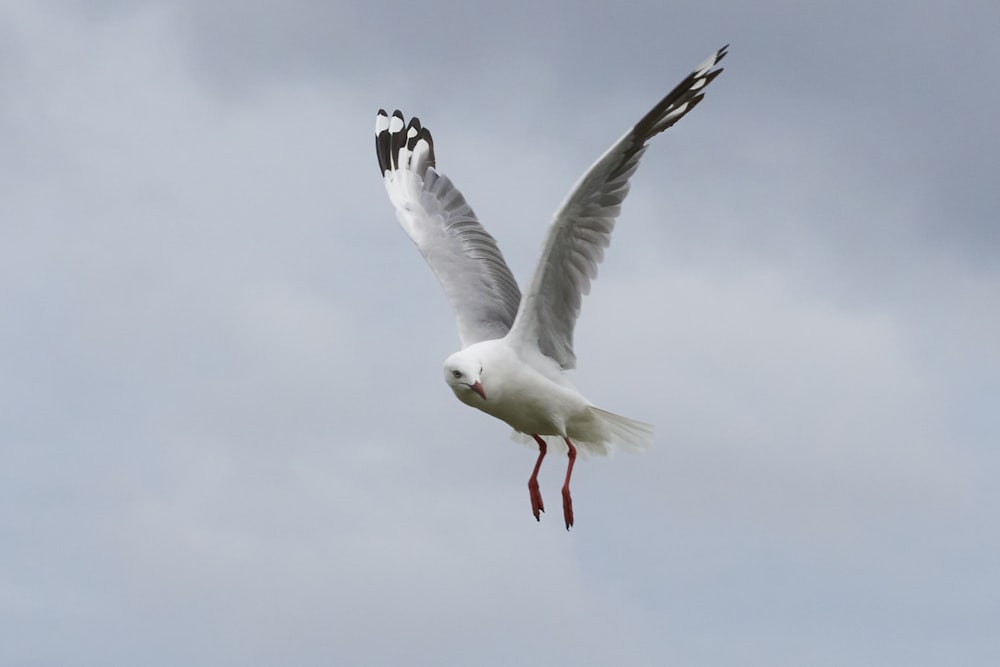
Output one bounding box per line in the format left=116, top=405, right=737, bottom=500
left=3, top=1, right=998, bottom=664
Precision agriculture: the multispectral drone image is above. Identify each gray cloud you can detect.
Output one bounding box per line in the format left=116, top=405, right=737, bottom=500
left=3, top=1, right=999, bottom=665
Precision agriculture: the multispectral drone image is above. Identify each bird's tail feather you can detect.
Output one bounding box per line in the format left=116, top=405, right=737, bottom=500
left=589, top=406, right=655, bottom=453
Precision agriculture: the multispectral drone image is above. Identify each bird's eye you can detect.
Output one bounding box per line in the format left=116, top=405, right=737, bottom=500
left=452, top=370, right=462, bottom=378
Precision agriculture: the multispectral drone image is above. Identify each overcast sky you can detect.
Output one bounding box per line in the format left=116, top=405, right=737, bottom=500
left=2, top=1, right=998, bottom=665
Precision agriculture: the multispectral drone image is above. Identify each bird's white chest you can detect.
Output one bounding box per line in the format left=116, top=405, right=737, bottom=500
left=456, top=358, right=586, bottom=437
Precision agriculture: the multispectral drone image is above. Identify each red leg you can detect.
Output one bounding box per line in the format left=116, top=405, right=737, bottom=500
left=528, top=435, right=547, bottom=521
left=561, top=438, right=577, bottom=530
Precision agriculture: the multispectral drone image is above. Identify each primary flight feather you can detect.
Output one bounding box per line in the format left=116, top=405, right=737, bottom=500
left=375, top=45, right=727, bottom=528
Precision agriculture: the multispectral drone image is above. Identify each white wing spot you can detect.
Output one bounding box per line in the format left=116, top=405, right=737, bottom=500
left=412, top=138, right=431, bottom=166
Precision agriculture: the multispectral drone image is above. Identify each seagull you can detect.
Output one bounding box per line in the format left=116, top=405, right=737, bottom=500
left=375, top=46, right=727, bottom=529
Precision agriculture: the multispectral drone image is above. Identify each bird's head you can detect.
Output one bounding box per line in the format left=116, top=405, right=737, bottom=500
left=443, top=351, right=486, bottom=401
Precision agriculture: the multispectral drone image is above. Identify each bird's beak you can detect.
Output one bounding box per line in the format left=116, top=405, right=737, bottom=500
left=471, top=381, right=486, bottom=400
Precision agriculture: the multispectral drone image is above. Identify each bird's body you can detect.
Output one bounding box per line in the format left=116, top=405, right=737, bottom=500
left=447, top=339, right=588, bottom=441
left=375, top=46, right=727, bottom=528
left=444, top=339, right=650, bottom=455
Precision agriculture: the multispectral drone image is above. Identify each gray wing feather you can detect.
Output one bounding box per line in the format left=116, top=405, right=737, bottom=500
left=509, top=46, right=728, bottom=368
left=376, top=110, right=521, bottom=346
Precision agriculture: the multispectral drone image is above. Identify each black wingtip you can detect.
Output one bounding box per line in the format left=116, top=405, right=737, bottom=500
left=388, top=112, right=407, bottom=171
left=375, top=109, right=391, bottom=175
left=715, top=45, right=729, bottom=70
left=374, top=110, right=437, bottom=176
left=630, top=45, right=729, bottom=141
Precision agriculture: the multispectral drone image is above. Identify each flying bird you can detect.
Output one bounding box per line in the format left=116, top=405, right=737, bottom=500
left=375, top=46, right=727, bottom=529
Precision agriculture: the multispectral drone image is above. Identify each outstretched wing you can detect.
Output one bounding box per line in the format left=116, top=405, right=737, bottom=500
left=508, top=46, right=728, bottom=368
left=376, top=110, right=522, bottom=346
